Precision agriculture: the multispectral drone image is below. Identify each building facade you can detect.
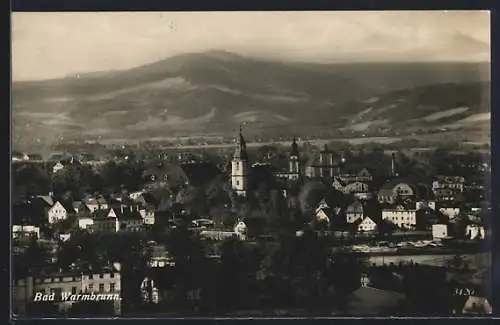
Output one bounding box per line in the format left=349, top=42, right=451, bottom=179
left=382, top=205, right=417, bottom=229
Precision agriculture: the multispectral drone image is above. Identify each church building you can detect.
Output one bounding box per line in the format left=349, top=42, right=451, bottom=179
left=231, top=126, right=249, bottom=196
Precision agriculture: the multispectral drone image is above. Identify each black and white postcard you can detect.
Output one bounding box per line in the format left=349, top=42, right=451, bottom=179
left=11, top=11, right=492, bottom=318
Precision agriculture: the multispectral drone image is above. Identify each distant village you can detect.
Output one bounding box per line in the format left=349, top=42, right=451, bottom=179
left=12, top=128, right=492, bottom=316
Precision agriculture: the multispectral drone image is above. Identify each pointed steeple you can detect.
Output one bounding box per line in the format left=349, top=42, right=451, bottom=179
left=234, top=124, right=248, bottom=160
left=291, top=137, right=299, bottom=157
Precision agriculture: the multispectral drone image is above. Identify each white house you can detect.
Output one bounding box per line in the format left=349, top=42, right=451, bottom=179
left=47, top=201, right=68, bottom=224
left=357, top=217, right=377, bottom=232
left=439, top=207, right=460, bottom=220
left=129, top=191, right=144, bottom=201
left=13, top=263, right=122, bottom=315
left=432, top=224, right=449, bottom=239
left=78, top=217, right=94, bottom=230
left=59, top=233, right=71, bottom=242
left=141, top=209, right=155, bottom=225
left=234, top=220, right=247, bottom=240
left=83, top=197, right=109, bottom=212
left=315, top=199, right=332, bottom=223
left=12, top=225, right=40, bottom=239
left=382, top=205, right=417, bottom=229
left=465, top=224, right=485, bottom=240
left=461, top=296, right=492, bottom=314
left=52, top=162, right=65, bottom=174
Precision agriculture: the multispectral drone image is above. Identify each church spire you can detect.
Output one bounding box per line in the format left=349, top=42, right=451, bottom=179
left=234, top=124, right=248, bottom=160
left=291, top=137, right=299, bottom=157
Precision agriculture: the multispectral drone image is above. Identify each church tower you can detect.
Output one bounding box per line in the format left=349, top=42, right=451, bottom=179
left=231, top=125, right=248, bottom=196
left=289, top=137, right=300, bottom=181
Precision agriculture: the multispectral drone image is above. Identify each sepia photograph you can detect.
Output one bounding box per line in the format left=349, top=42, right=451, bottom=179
left=11, top=11, right=492, bottom=318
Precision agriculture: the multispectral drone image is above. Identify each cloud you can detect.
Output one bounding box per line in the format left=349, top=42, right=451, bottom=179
left=12, top=11, right=490, bottom=81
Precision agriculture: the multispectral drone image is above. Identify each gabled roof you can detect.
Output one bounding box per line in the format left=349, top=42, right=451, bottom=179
left=347, top=200, right=364, bottom=214
left=36, top=195, right=54, bottom=207
left=60, top=201, right=75, bottom=214
left=332, top=177, right=347, bottom=187
left=92, top=208, right=113, bottom=220
left=119, top=210, right=143, bottom=221
left=462, top=296, right=492, bottom=314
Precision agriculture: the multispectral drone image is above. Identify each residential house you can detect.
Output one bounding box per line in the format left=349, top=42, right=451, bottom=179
left=80, top=263, right=122, bottom=315
left=91, top=209, right=120, bottom=233
left=52, top=162, right=65, bottom=174
left=12, top=225, right=40, bottom=240
left=344, top=181, right=371, bottom=200
left=438, top=205, right=460, bottom=220
left=315, top=198, right=332, bottom=224
left=118, top=210, right=143, bottom=232
left=356, top=216, right=378, bottom=233
left=432, top=176, right=465, bottom=194
left=339, top=167, right=373, bottom=184
left=234, top=220, right=248, bottom=240
left=13, top=263, right=122, bottom=315
left=432, top=224, right=450, bottom=239
left=73, top=201, right=92, bottom=219
left=382, top=205, right=417, bottom=229
left=140, top=207, right=156, bottom=225
left=35, top=196, right=68, bottom=224
left=78, top=216, right=94, bottom=230
left=461, top=296, right=492, bottom=314
left=346, top=200, right=364, bottom=224
left=465, top=224, right=485, bottom=240
left=83, top=196, right=109, bottom=213
left=377, top=181, right=416, bottom=205
left=332, top=177, right=348, bottom=193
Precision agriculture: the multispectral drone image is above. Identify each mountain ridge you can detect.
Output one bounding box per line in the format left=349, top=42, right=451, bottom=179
left=12, top=51, right=491, bottom=150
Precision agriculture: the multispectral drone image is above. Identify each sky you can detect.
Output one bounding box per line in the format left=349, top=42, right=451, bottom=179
left=12, top=11, right=490, bottom=81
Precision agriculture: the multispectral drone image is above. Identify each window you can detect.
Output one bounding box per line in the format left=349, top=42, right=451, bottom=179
left=72, top=287, right=77, bottom=294
left=110, top=283, right=115, bottom=292
left=88, top=284, right=93, bottom=291
left=110, top=273, right=115, bottom=278
left=41, top=288, right=46, bottom=294
left=99, top=274, right=104, bottom=279
left=236, top=180, right=240, bottom=186
left=99, top=283, right=104, bottom=293
left=89, top=274, right=93, bottom=280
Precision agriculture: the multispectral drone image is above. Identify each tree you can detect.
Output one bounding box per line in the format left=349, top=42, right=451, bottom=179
left=377, top=219, right=396, bottom=237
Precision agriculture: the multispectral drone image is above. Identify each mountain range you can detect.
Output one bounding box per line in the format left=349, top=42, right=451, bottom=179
left=12, top=50, right=491, bottom=150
